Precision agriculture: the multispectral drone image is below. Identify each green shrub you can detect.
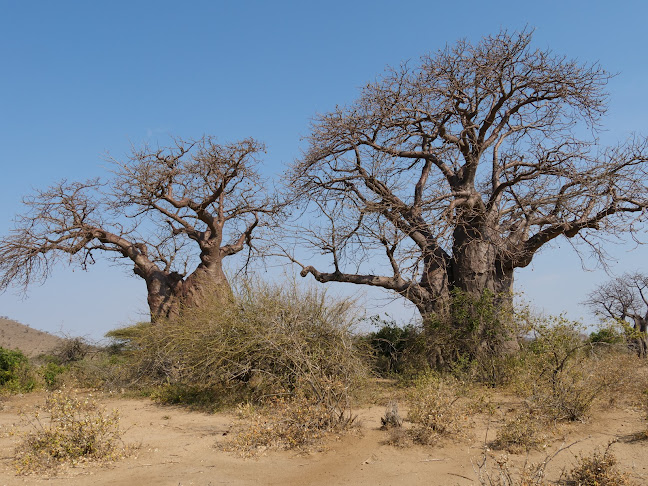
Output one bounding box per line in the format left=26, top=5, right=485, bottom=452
left=0, top=347, right=28, bottom=384
left=424, top=289, right=521, bottom=386
left=0, top=347, right=37, bottom=392
left=589, top=324, right=626, bottom=346
left=363, top=318, right=428, bottom=376
left=39, top=362, right=67, bottom=390
left=512, top=316, right=601, bottom=422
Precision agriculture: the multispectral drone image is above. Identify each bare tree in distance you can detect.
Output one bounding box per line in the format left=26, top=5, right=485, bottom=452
left=585, top=273, right=648, bottom=357
left=286, top=30, right=648, bottom=357
left=0, top=136, right=279, bottom=322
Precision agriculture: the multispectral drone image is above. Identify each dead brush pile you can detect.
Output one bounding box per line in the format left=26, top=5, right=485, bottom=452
left=116, top=281, right=368, bottom=452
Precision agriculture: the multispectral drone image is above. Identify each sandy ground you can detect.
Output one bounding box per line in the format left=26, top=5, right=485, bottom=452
left=0, top=391, right=646, bottom=486
left=0, top=320, right=646, bottom=484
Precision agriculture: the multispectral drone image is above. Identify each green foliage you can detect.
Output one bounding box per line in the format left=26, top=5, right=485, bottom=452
left=14, top=389, right=126, bottom=474
left=425, top=289, right=520, bottom=385
left=362, top=317, right=428, bottom=376
left=39, top=362, right=67, bottom=390
left=0, top=346, right=28, bottom=384
left=589, top=324, right=626, bottom=345
left=0, top=346, right=37, bottom=392
left=514, top=316, right=602, bottom=421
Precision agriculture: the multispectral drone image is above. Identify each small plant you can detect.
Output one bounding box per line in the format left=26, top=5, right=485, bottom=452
left=383, top=426, right=412, bottom=448
left=406, top=374, right=471, bottom=445
left=14, top=389, right=126, bottom=474
left=564, top=446, right=633, bottom=485
left=493, top=411, right=549, bottom=454
left=222, top=393, right=356, bottom=456
left=513, top=317, right=600, bottom=422
left=475, top=453, right=551, bottom=486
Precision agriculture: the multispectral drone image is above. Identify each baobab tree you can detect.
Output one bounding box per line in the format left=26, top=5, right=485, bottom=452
left=0, top=136, right=278, bottom=322
left=286, top=30, right=648, bottom=356
left=585, top=273, right=648, bottom=357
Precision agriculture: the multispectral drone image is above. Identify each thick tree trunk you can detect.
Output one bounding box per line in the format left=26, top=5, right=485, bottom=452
left=419, top=227, right=517, bottom=366
left=145, top=263, right=232, bottom=323
left=631, top=317, right=648, bottom=358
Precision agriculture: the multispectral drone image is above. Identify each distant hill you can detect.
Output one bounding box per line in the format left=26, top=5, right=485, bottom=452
left=0, top=317, right=66, bottom=358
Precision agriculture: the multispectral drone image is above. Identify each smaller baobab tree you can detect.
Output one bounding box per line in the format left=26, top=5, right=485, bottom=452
left=585, top=272, right=648, bottom=357
left=0, top=136, right=279, bottom=322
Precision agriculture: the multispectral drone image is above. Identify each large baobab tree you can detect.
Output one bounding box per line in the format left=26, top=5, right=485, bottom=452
left=287, top=30, right=648, bottom=355
left=585, top=273, right=648, bottom=357
left=0, top=136, right=277, bottom=322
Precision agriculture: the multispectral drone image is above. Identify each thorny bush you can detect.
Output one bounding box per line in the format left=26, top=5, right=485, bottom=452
left=115, top=281, right=368, bottom=420
left=14, top=389, right=126, bottom=474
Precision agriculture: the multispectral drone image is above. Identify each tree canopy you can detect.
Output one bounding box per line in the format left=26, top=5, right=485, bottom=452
left=586, top=272, right=648, bottom=357
left=0, top=136, right=278, bottom=321
left=286, top=30, right=648, bottom=337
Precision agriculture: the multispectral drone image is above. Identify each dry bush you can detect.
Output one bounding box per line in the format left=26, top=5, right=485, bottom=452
left=476, top=453, right=551, bottom=486
left=14, top=389, right=127, bottom=474
left=119, top=281, right=368, bottom=417
left=477, top=438, right=634, bottom=486
left=221, top=393, right=357, bottom=455
left=585, top=351, right=648, bottom=408
left=383, top=426, right=412, bottom=447
left=405, top=374, right=472, bottom=445
left=509, top=317, right=612, bottom=422
left=474, top=440, right=580, bottom=486
left=493, top=411, right=550, bottom=454
left=564, top=446, right=634, bottom=485
left=52, top=337, right=91, bottom=364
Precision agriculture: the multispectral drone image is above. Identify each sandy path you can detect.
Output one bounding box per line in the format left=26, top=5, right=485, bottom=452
left=0, top=392, right=646, bottom=485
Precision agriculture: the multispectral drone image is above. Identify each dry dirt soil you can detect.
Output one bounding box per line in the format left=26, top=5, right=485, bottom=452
left=0, top=390, right=646, bottom=486
left=0, top=320, right=647, bottom=485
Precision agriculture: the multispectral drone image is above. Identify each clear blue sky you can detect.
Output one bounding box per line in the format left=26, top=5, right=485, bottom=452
left=1, top=1, right=647, bottom=339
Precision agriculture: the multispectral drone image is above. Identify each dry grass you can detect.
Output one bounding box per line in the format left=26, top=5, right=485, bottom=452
left=221, top=394, right=357, bottom=456
left=563, top=445, right=634, bottom=485
left=405, top=374, right=473, bottom=445
left=14, top=389, right=128, bottom=474
left=493, top=411, right=551, bottom=454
